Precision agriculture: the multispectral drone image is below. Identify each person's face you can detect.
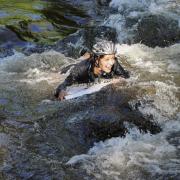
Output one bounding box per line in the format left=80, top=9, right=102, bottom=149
left=98, top=54, right=115, bottom=73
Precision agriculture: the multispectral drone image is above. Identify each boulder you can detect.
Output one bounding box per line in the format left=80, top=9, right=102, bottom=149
left=135, top=15, right=180, bottom=47
left=54, top=26, right=117, bottom=58
left=34, top=84, right=161, bottom=151
left=2, top=83, right=161, bottom=179
left=22, top=26, right=117, bottom=58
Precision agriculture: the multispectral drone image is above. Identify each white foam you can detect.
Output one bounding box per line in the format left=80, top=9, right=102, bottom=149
left=115, top=43, right=180, bottom=75
left=167, top=62, right=180, bottom=73
left=115, top=44, right=180, bottom=119
left=110, top=0, right=149, bottom=12
left=67, top=121, right=180, bottom=178
left=0, top=50, right=70, bottom=73
left=131, top=80, right=179, bottom=121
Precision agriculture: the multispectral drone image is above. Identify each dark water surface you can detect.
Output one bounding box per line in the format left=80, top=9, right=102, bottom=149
left=0, top=0, right=90, bottom=48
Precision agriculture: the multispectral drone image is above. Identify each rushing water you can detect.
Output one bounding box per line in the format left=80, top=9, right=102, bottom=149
left=0, top=0, right=180, bottom=179
left=67, top=43, right=180, bottom=179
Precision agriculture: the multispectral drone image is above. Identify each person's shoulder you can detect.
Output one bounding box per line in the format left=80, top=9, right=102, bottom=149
left=76, top=58, right=92, bottom=67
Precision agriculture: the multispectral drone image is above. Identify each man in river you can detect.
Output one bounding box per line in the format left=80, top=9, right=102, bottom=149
left=54, top=40, right=130, bottom=100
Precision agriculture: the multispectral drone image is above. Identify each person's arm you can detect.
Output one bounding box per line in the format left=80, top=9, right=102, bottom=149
left=54, top=60, right=89, bottom=100
left=54, top=74, right=75, bottom=98
left=113, top=59, right=130, bottom=78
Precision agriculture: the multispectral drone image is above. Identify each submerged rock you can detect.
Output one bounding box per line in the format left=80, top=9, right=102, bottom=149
left=135, top=15, right=180, bottom=47
left=0, top=83, right=158, bottom=179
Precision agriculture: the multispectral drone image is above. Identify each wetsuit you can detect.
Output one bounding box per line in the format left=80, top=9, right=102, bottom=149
left=54, top=56, right=130, bottom=97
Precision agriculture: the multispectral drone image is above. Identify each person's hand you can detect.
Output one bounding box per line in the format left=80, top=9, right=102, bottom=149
left=56, top=90, right=68, bottom=101
left=83, top=52, right=91, bottom=59
left=79, top=52, right=91, bottom=60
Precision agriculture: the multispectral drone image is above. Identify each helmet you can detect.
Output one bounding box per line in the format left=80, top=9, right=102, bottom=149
left=92, top=39, right=116, bottom=56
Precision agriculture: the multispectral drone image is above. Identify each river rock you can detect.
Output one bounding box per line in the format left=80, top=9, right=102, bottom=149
left=22, top=44, right=53, bottom=56
left=62, top=84, right=161, bottom=146
left=135, top=15, right=180, bottom=47
left=22, top=26, right=117, bottom=58
left=34, top=84, right=161, bottom=151
left=55, top=26, right=117, bottom=58
left=2, top=83, right=161, bottom=179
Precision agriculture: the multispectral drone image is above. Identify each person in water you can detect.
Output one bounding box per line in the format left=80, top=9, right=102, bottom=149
left=54, top=40, right=130, bottom=100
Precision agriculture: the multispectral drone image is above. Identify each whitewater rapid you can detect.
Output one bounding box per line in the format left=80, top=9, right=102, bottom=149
left=104, top=0, right=180, bottom=43
left=0, top=0, right=179, bottom=179
left=67, top=43, right=180, bottom=179
left=0, top=37, right=179, bottom=180
left=65, top=0, right=180, bottom=179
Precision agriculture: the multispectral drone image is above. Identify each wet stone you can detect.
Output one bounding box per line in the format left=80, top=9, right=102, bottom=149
left=0, top=83, right=162, bottom=178
left=135, top=14, right=180, bottom=47
left=54, top=26, right=117, bottom=58
left=22, top=44, right=53, bottom=56
left=36, top=84, right=161, bottom=149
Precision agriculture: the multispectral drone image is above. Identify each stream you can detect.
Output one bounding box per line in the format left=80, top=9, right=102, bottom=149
left=0, top=0, right=179, bottom=179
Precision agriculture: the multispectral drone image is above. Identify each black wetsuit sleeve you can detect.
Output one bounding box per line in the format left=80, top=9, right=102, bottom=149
left=113, top=59, right=130, bottom=78
left=54, top=74, right=75, bottom=96
left=54, top=60, right=90, bottom=97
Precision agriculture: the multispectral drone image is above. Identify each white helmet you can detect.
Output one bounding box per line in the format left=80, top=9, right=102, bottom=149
left=92, top=39, right=116, bottom=56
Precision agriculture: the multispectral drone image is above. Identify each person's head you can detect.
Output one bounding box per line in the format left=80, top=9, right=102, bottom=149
left=92, top=39, right=116, bottom=73
left=97, top=54, right=115, bottom=73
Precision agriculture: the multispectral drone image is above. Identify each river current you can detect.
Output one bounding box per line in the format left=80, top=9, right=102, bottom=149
left=0, top=0, right=179, bottom=179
